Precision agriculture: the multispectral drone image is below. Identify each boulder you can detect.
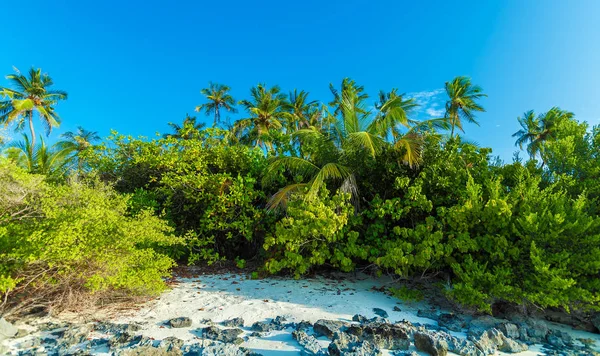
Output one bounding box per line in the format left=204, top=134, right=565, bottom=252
left=95, top=322, right=142, bottom=334
left=345, top=323, right=410, bottom=350
left=592, top=313, right=600, bottom=333
left=328, top=332, right=381, bottom=356
left=168, top=317, right=192, bottom=328
left=201, top=326, right=244, bottom=344
left=470, top=328, right=528, bottom=354
left=201, top=344, right=259, bottom=355
left=251, top=316, right=287, bottom=332
left=160, top=336, right=184, bottom=351
left=414, top=331, right=448, bottom=356
left=417, top=309, right=439, bottom=321
left=373, top=308, right=389, bottom=318
left=292, top=330, right=327, bottom=355
left=438, top=313, right=466, bottom=332
left=352, top=315, right=369, bottom=323
left=313, top=319, right=349, bottom=339
left=295, top=320, right=312, bottom=331
left=497, top=323, right=519, bottom=339
left=525, top=319, right=548, bottom=342
left=222, top=317, right=244, bottom=328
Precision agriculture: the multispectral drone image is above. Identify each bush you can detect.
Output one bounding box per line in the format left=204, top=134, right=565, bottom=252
left=0, top=160, right=182, bottom=315
left=87, top=131, right=271, bottom=263
left=263, top=190, right=360, bottom=277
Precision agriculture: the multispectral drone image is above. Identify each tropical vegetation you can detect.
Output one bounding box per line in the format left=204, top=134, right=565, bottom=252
left=1, top=67, right=600, bottom=318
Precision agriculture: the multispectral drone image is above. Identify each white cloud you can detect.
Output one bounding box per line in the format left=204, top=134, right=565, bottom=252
left=407, top=88, right=445, bottom=119
left=426, top=108, right=445, bottom=118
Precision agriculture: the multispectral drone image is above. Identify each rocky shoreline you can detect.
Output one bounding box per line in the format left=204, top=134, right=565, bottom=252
left=2, top=310, right=598, bottom=355
left=1, top=273, right=599, bottom=355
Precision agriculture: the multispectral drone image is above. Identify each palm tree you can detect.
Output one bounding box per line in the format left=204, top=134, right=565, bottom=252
left=6, top=134, right=72, bottom=176
left=0, top=67, right=68, bottom=150
left=164, top=114, right=206, bottom=139
left=512, top=110, right=542, bottom=159
left=263, top=79, right=450, bottom=209
left=235, top=84, right=290, bottom=151
left=370, top=89, right=418, bottom=139
left=512, top=107, right=573, bottom=162
left=195, top=82, right=237, bottom=127
left=444, top=76, right=486, bottom=138
left=56, top=126, right=101, bottom=171
left=329, top=78, right=368, bottom=117
left=287, top=89, right=319, bottom=131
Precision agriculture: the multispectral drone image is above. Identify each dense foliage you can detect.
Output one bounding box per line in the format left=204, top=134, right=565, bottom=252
left=0, top=159, right=181, bottom=314
left=1, top=68, right=599, bottom=315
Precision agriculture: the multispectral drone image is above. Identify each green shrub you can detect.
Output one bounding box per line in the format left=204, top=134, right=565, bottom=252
left=87, top=132, right=271, bottom=264
left=263, top=190, right=360, bottom=277
left=0, top=160, right=182, bottom=313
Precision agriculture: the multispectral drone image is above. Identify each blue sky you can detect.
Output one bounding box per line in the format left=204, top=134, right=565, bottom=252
left=2, top=0, right=599, bottom=160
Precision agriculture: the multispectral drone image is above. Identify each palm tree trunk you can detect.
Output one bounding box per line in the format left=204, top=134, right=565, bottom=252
left=28, top=111, right=36, bottom=150
left=214, top=104, right=220, bottom=127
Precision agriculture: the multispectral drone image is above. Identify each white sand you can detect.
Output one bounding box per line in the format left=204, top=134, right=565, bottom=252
left=111, top=272, right=598, bottom=355
left=4, top=272, right=600, bottom=355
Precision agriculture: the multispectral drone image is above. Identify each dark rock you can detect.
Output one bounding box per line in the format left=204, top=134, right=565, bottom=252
left=497, top=323, right=519, bottom=339
left=42, top=336, right=58, bottom=346
left=201, top=326, right=244, bottom=344
left=373, top=308, right=389, bottom=318
left=393, top=306, right=402, bottom=312
left=251, top=321, right=274, bottom=332
left=95, top=322, right=142, bottom=334
left=201, top=344, right=258, bottom=355
left=592, top=313, right=600, bottom=333
left=525, top=319, right=548, bottom=342
left=0, top=317, right=18, bottom=341
left=546, top=334, right=565, bottom=348
left=417, top=309, right=439, bottom=321
left=295, top=320, right=312, bottom=332
left=414, top=331, right=448, bottom=356
left=328, top=332, right=381, bottom=356
left=90, top=338, right=110, bottom=348
left=313, top=319, right=349, bottom=339
left=125, top=334, right=154, bottom=348
left=292, top=330, right=327, bottom=355
left=547, top=329, right=572, bottom=346
left=346, top=323, right=410, bottom=350
left=438, top=313, right=466, bottom=332
left=109, top=332, right=136, bottom=348
left=168, top=317, right=192, bottom=328
left=251, top=316, right=288, bottom=332
left=467, top=316, right=500, bottom=337
left=352, top=315, right=368, bottom=323
left=368, top=316, right=389, bottom=324
left=161, top=336, right=184, bottom=351
left=222, top=317, right=244, bottom=328
left=273, top=316, right=287, bottom=325
left=60, top=325, right=92, bottom=347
